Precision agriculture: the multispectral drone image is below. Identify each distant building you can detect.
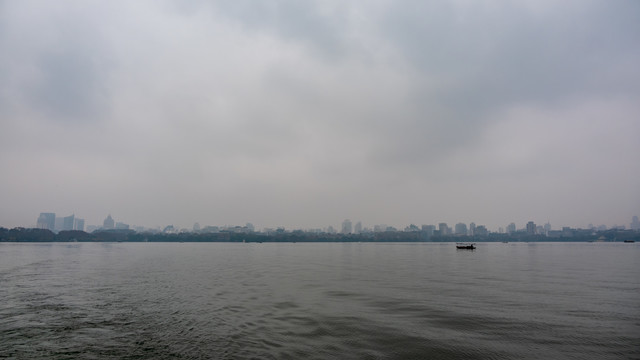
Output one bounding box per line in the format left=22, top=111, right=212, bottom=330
left=631, top=216, right=640, bottom=231
left=354, top=221, right=362, bottom=234
left=115, top=222, right=130, bottom=230
left=62, top=215, right=75, bottom=231
left=54, top=217, right=64, bottom=231
left=36, top=213, right=56, bottom=231
left=103, top=215, right=115, bottom=229
left=526, top=221, right=536, bottom=235
left=193, top=222, right=201, bottom=232
left=421, top=225, right=435, bottom=236
left=475, top=225, right=488, bottom=236
left=341, top=219, right=352, bottom=234
left=454, top=223, right=468, bottom=235
left=201, top=226, right=219, bottom=233
left=438, top=223, right=449, bottom=235
left=373, top=224, right=386, bottom=233
left=506, top=223, right=516, bottom=234
left=469, top=222, right=476, bottom=236
left=562, top=227, right=574, bottom=237
left=74, top=218, right=85, bottom=231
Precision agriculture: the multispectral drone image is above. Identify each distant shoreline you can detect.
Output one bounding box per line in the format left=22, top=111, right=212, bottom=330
left=2, top=227, right=639, bottom=243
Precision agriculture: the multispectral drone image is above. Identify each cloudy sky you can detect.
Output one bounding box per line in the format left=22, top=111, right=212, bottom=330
left=1, top=1, right=639, bottom=231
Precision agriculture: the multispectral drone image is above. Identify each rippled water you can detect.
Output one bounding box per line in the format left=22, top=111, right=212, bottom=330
left=1, top=242, right=638, bottom=359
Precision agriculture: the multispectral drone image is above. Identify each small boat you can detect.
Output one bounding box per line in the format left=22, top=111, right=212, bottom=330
left=456, top=243, right=476, bottom=250
left=624, top=240, right=635, bottom=243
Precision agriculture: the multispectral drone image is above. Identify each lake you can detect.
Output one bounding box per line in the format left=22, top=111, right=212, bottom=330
left=1, top=242, right=638, bottom=359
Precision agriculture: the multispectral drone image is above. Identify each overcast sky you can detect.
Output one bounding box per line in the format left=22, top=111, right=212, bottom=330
left=1, top=1, right=639, bottom=231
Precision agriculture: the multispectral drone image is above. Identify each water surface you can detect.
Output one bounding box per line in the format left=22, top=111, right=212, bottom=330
left=1, top=242, right=638, bottom=359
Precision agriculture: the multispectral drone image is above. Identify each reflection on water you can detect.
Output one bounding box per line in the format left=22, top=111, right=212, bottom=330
left=1, top=242, right=638, bottom=359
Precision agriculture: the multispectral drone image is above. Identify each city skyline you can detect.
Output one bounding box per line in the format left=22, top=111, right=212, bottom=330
left=1, top=2, right=639, bottom=231
left=21, top=211, right=640, bottom=234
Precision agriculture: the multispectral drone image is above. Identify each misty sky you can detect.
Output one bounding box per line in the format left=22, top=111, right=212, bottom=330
left=1, top=1, right=639, bottom=231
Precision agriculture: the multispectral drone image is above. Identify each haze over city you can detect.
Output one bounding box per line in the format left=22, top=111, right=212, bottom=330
left=1, top=1, right=639, bottom=231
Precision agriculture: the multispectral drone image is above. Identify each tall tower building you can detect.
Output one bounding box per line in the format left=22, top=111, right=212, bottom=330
left=354, top=221, right=362, bottom=234
left=103, top=214, right=115, bottom=229
left=62, top=215, right=75, bottom=231
left=438, top=223, right=449, bottom=235
left=422, top=225, right=435, bottom=236
left=526, top=221, right=536, bottom=235
left=74, top=218, right=85, bottom=231
left=36, top=213, right=56, bottom=231
left=454, top=223, right=468, bottom=235
left=631, top=216, right=640, bottom=231
left=341, top=219, right=352, bottom=234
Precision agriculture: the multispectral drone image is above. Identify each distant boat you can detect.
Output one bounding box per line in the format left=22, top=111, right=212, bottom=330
left=624, top=240, right=635, bottom=243
left=456, top=243, right=476, bottom=250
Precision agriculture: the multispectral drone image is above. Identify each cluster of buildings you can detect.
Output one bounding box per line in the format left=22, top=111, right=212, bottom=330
left=36, top=212, right=640, bottom=236
left=330, top=218, right=640, bottom=237
left=93, top=214, right=131, bottom=231
left=36, top=213, right=84, bottom=232
left=35, top=213, right=131, bottom=233
left=330, top=219, right=490, bottom=237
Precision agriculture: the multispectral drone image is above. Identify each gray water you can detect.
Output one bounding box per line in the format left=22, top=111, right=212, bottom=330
left=1, top=242, right=638, bottom=359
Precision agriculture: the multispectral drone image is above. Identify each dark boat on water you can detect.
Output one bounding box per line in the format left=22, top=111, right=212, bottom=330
left=624, top=240, right=635, bottom=243
left=456, top=243, right=476, bottom=250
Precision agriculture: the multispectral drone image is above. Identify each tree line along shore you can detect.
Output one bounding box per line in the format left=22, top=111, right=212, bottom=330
left=1, top=227, right=639, bottom=243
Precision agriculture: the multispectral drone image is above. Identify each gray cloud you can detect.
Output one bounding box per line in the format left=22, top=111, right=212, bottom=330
left=212, top=0, right=350, bottom=60
left=1, top=0, right=638, bottom=231
left=0, top=2, right=113, bottom=124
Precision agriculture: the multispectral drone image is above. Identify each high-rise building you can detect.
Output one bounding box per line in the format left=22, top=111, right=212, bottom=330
left=103, top=214, right=115, bottom=229
left=506, top=223, right=516, bottom=234
left=631, top=216, right=640, bottom=231
left=62, top=215, right=75, bottom=231
left=421, top=225, right=435, bottom=236
left=475, top=225, right=489, bottom=236
left=341, top=219, right=352, bottom=234
left=54, top=217, right=64, bottom=231
left=454, top=223, right=468, bottom=235
left=36, top=213, right=56, bottom=231
left=74, top=218, right=85, bottom=231
left=438, top=223, right=449, bottom=235
left=526, top=221, right=536, bottom=235
left=469, top=222, right=476, bottom=236
left=354, top=221, right=362, bottom=234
